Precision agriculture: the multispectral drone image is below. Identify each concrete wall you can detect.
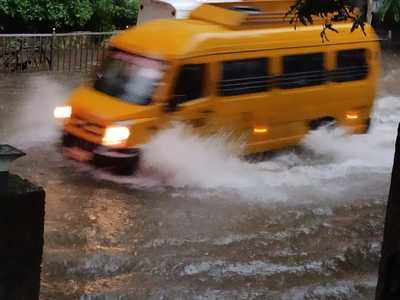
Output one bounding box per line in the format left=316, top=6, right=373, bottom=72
left=0, top=174, right=45, bottom=300
left=376, top=124, right=400, bottom=299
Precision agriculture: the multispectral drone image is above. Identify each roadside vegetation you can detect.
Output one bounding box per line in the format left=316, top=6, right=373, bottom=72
left=0, top=0, right=139, bottom=33
left=289, top=0, right=400, bottom=41
left=378, top=0, right=400, bottom=39
left=0, top=0, right=398, bottom=36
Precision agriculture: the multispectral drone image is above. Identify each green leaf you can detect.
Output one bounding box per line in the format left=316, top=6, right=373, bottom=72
left=0, top=0, right=138, bottom=33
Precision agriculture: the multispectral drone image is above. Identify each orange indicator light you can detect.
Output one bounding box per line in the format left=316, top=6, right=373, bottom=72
left=346, top=113, right=359, bottom=120
left=253, top=127, right=268, bottom=134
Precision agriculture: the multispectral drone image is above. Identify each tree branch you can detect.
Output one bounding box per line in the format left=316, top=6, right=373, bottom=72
left=286, top=0, right=366, bottom=41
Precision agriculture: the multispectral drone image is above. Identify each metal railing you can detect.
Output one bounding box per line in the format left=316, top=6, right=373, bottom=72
left=0, top=31, right=117, bottom=73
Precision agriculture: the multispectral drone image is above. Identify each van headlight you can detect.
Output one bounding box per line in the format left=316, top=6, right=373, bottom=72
left=54, top=106, right=72, bottom=119
left=102, top=126, right=131, bottom=146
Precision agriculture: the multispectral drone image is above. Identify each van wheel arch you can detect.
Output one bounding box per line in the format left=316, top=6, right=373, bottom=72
left=309, top=117, right=337, bottom=131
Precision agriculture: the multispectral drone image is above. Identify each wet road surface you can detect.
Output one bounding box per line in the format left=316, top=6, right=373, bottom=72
left=0, top=53, right=399, bottom=299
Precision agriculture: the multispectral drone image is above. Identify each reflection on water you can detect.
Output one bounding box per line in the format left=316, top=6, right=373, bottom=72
left=0, top=52, right=398, bottom=299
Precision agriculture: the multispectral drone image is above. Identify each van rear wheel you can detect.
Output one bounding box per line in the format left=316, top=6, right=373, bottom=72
left=309, top=117, right=337, bottom=131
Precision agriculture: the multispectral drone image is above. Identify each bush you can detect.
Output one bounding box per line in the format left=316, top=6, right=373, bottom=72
left=0, top=0, right=139, bottom=33
left=86, top=0, right=138, bottom=32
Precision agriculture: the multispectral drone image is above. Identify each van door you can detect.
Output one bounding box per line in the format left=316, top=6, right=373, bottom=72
left=166, top=63, right=215, bottom=133
left=276, top=52, right=328, bottom=122
left=214, top=57, right=274, bottom=152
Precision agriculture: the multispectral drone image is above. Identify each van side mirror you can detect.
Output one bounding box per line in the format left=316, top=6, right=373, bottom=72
left=95, top=69, right=102, bottom=80
left=164, top=94, right=186, bottom=112
left=165, top=99, right=178, bottom=112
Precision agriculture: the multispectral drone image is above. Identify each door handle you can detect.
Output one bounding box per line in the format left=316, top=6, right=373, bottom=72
left=200, top=109, right=213, bottom=114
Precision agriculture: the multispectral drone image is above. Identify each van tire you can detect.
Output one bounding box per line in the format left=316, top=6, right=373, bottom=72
left=309, top=117, right=337, bottom=131
left=113, top=156, right=140, bottom=176
left=93, top=152, right=140, bottom=176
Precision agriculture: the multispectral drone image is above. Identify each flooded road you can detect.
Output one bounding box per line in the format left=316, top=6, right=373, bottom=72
left=0, top=53, right=399, bottom=299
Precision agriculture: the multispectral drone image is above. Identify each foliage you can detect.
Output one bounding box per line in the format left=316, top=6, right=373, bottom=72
left=0, top=0, right=138, bottom=33
left=286, top=0, right=365, bottom=41
left=378, top=0, right=400, bottom=24
left=86, top=0, right=138, bottom=32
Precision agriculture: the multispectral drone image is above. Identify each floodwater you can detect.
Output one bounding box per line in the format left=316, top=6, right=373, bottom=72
left=0, top=52, right=399, bottom=299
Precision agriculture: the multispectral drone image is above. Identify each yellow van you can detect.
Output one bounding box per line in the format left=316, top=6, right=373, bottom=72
left=54, top=1, right=381, bottom=174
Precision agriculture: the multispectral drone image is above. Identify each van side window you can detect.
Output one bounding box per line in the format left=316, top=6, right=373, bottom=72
left=219, top=58, right=270, bottom=96
left=332, top=49, right=368, bottom=82
left=280, top=53, right=326, bottom=89
left=173, top=64, right=205, bottom=103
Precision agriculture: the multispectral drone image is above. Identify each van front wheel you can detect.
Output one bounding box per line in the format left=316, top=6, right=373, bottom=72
left=93, top=149, right=140, bottom=176
left=113, top=158, right=140, bottom=176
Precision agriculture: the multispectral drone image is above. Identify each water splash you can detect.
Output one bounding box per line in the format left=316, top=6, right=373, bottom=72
left=121, top=95, right=398, bottom=202
left=140, top=125, right=253, bottom=188
left=12, top=75, right=396, bottom=202
left=6, top=75, right=73, bottom=148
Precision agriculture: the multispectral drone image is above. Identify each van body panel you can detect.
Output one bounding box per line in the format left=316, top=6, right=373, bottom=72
left=110, top=20, right=378, bottom=60
left=60, top=1, right=381, bottom=168
left=67, top=87, right=163, bottom=121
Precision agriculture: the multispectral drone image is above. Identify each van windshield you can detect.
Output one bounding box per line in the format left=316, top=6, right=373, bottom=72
left=94, top=51, right=164, bottom=105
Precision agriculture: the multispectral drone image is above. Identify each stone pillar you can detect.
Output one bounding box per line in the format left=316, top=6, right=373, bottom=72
left=0, top=145, right=45, bottom=300
left=376, top=124, right=400, bottom=300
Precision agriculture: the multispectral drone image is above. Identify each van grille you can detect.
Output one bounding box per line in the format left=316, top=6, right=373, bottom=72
left=63, top=134, right=98, bottom=151
left=68, top=115, right=105, bottom=137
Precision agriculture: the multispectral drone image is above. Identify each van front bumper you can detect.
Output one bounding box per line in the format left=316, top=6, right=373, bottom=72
left=62, top=133, right=140, bottom=171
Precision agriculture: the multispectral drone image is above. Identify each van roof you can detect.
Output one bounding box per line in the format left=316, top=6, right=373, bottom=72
left=110, top=5, right=378, bottom=60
